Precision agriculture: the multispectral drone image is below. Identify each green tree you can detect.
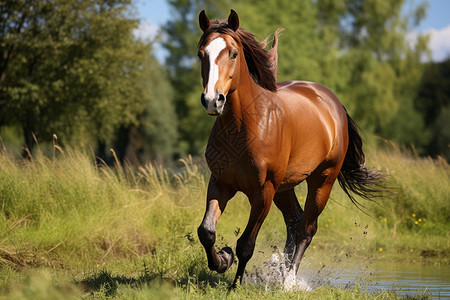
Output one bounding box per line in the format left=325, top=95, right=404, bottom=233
left=163, top=0, right=231, bottom=155
left=137, top=64, right=178, bottom=163
left=0, top=0, right=176, bottom=160
left=415, top=58, right=450, bottom=159
left=234, top=0, right=344, bottom=89
left=337, top=0, right=429, bottom=149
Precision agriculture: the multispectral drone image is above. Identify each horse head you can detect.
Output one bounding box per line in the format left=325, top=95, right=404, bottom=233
left=197, top=10, right=241, bottom=115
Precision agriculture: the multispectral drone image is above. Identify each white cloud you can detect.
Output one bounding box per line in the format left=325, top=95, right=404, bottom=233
left=426, top=25, right=450, bottom=62
left=133, top=20, right=160, bottom=42
left=407, top=25, right=450, bottom=62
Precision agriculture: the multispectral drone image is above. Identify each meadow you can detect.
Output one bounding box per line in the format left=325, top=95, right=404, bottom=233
left=0, top=142, right=448, bottom=299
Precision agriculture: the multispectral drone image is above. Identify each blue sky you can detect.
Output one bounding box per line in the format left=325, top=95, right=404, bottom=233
left=134, top=0, right=450, bottom=62
left=417, top=0, right=450, bottom=30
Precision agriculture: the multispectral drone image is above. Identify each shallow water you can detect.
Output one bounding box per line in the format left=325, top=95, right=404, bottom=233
left=302, top=263, right=450, bottom=299
left=245, top=253, right=450, bottom=298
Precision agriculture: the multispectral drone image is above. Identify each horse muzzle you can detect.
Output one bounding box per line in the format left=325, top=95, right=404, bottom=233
left=201, top=93, right=226, bottom=115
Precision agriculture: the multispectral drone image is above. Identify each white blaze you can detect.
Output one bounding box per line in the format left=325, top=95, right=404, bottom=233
left=205, top=37, right=226, bottom=100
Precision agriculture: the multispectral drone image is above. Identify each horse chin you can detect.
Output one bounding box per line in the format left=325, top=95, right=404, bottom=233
left=207, top=107, right=224, bottom=116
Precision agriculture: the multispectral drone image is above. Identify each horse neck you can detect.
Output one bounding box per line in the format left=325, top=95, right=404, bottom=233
left=222, top=58, right=271, bottom=129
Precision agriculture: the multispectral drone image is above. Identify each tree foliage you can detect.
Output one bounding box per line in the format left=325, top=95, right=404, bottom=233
left=336, top=0, right=429, bottom=148
left=0, top=0, right=176, bottom=161
left=415, top=58, right=450, bottom=159
left=163, top=0, right=232, bottom=155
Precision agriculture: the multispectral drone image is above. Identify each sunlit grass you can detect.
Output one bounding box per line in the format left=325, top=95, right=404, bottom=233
left=0, top=143, right=446, bottom=298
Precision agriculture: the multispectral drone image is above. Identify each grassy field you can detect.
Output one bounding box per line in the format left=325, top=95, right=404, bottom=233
left=0, top=143, right=448, bottom=299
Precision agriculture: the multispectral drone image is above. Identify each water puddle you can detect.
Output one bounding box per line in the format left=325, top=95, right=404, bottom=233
left=245, top=253, right=450, bottom=298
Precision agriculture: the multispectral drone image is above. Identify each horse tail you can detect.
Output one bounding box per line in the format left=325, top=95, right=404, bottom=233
left=337, top=111, right=386, bottom=209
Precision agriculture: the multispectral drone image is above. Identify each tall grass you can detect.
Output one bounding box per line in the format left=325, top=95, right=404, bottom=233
left=0, top=149, right=205, bottom=269
left=0, top=144, right=447, bottom=298
left=364, top=144, right=449, bottom=258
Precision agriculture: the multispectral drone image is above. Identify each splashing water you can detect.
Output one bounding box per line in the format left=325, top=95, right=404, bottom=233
left=243, top=251, right=323, bottom=292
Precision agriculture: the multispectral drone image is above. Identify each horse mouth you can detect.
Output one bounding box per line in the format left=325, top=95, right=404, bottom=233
left=207, top=112, right=220, bottom=116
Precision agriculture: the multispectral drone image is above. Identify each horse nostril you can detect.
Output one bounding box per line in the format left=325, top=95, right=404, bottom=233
left=218, top=94, right=225, bottom=103
left=201, top=94, right=207, bottom=108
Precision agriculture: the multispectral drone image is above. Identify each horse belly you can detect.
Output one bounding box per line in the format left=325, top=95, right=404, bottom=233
left=279, top=162, right=314, bottom=191
left=278, top=131, right=332, bottom=191
left=278, top=177, right=306, bottom=192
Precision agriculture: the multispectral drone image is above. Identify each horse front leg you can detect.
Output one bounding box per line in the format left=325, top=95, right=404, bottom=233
left=231, top=181, right=276, bottom=288
left=197, top=176, right=236, bottom=273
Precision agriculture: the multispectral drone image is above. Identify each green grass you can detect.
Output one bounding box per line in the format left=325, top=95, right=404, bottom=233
left=0, top=144, right=447, bottom=298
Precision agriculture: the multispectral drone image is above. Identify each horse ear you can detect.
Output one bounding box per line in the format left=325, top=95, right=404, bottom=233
left=199, top=10, right=211, bottom=32
left=228, top=9, right=239, bottom=31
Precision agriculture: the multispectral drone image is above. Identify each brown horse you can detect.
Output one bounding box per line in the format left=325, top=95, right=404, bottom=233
left=196, top=10, right=384, bottom=288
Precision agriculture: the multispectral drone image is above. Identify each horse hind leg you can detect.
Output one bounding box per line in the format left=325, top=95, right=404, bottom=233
left=290, top=168, right=340, bottom=273
left=273, top=189, right=304, bottom=264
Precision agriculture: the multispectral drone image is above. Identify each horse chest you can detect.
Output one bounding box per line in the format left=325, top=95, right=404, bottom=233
left=205, top=126, right=259, bottom=189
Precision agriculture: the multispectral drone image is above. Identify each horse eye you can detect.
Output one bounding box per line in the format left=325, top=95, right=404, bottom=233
left=231, top=52, right=238, bottom=59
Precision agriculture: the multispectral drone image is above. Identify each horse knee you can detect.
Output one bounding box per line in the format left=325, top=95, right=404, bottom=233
left=236, top=238, right=255, bottom=263
left=197, top=225, right=215, bottom=248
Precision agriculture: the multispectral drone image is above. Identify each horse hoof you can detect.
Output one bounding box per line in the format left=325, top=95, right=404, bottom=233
left=216, top=247, right=234, bottom=273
